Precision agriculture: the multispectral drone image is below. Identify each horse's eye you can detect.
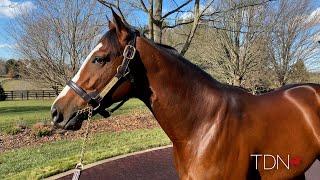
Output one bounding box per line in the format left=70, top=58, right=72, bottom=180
left=93, top=56, right=106, bottom=64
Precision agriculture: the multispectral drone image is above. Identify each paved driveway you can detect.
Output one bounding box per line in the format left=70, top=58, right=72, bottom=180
left=55, top=147, right=320, bottom=180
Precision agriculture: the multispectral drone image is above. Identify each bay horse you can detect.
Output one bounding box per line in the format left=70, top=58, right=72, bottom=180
left=51, top=11, right=320, bottom=180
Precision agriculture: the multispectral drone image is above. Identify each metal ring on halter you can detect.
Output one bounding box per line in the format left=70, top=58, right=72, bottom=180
left=75, top=163, right=84, bottom=170
left=116, top=65, right=121, bottom=74
left=116, top=65, right=130, bottom=77
left=92, top=102, right=101, bottom=111
left=123, top=45, right=136, bottom=59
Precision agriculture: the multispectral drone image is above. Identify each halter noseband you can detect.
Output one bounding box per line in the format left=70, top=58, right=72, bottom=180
left=66, top=34, right=137, bottom=117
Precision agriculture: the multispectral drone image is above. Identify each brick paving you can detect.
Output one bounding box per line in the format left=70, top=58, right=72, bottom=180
left=56, top=147, right=320, bottom=180
left=58, top=147, right=178, bottom=180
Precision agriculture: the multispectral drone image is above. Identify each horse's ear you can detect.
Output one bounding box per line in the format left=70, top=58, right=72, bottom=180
left=108, top=20, right=116, bottom=30
left=111, top=9, right=129, bottom=42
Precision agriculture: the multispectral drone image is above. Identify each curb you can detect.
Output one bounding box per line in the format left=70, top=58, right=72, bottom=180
left=45, top=145, right=173, bottom=180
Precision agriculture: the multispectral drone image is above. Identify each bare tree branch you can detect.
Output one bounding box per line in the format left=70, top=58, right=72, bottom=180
left=162, top=0, right=192, bottom=19
left=139, top=0, right=149, bottom=12
left=97, top=0, right=128, bottom=23
left=9, top=0, right=104, bottom=88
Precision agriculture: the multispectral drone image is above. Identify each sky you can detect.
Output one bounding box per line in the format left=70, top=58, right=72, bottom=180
left=0, top=0, right=319, bottom=60
left=0, top=0, right=36, bottom=59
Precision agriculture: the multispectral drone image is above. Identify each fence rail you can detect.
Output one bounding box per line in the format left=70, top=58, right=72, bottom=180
left=4, top=90, right=60, bottom=100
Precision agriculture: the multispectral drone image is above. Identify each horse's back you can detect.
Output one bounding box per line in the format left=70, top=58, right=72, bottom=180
left=252, top=83, right=320, bottom=109
left=246, top=83, right=320, bottom=179
left=250, top=83, right=320, bottom=129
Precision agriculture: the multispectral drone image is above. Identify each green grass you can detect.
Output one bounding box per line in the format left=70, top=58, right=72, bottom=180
left=0, top=128, right=171, bottom=180
left=0, top=99, right=146, bottom=133
left=0, top=98, right=167, bottom=179
left=0, top=100, right=53, bottom=133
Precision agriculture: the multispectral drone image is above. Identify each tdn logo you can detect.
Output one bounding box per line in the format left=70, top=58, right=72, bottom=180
left=251, top=154, right=302, bottom=170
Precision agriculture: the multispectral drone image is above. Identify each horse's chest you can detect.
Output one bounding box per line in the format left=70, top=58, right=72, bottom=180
left=173, top=125, right=249, bottom=179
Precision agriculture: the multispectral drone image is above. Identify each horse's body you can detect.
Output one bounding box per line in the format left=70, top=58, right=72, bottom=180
left=52, top=12, right=320, bottom=179
left=135, top=37, right=320, bottom=179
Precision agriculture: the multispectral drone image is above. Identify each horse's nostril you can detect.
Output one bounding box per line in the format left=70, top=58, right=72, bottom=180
left=51, top=107, right=63, bottom=124
left=51, top=107, right=57, bottom=117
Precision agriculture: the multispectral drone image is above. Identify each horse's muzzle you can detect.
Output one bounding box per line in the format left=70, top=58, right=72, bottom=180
left=51, top=106, right=84, bottom=130
left=51, top=106, right=63, bottom=124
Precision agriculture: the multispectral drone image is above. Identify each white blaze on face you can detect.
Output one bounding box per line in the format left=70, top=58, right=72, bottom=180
left=52, top=43, right=103, bottom=109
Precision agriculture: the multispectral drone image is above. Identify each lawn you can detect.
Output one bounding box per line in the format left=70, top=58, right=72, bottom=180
left=0, top=128, right=170, bottom=179
left=0, top=100, right=53, bottom=133
left=0, top=98, right=146, bottom=133
left=0, top=99, right=170, bottom=179
left=0, top=77, right=9, bottom=83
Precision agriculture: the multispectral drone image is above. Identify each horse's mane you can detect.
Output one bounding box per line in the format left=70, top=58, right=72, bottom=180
left=155, top=43, right=179, bottom=53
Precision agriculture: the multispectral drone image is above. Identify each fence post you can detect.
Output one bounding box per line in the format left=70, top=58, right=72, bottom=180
left=21, top=92, right=23, bottom=100
left=26, top=91, right=29, bottom=100
left=11, top=91, right=13, bottom=100
left=42, top=90, right=44, bottom=100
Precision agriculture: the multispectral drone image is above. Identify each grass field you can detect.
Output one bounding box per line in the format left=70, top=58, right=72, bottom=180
left=1, top=79, right=45, bottom=91
left=0, top=77, right=9, bottom=83
left=0, top=100, right=53, bottom=133
left=0, top=128, right=170, bottom=179
left=0, top=99, right=170, bottom=179
left=0, top=98, right=146, bottom=133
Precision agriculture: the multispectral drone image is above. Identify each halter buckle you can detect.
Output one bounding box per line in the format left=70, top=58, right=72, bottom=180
left=123, top=45, right=136, bottom=60
left=75, top=163, right=84, bottom=170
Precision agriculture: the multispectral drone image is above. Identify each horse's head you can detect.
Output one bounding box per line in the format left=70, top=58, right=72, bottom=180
left=51, top=11, right=138, bottom=130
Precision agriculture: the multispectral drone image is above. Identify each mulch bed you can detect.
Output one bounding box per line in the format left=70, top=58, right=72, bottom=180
left=0, top=112, right=159, bottom=152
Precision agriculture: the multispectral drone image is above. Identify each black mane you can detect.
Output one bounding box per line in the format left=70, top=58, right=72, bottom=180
left=155, top=43, right=178, bottom=52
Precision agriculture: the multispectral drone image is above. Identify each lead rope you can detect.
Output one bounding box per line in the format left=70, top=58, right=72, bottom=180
left=72, top=106, right=93, bottom=180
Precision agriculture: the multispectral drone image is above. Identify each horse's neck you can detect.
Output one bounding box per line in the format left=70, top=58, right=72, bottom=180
left=136, top=37, right=223, bottom=142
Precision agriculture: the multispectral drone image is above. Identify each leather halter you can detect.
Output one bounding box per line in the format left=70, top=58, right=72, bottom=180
left=66, top=35, right=137, bottom=117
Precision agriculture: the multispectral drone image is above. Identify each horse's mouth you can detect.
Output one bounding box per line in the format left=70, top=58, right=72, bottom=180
left=63, top=113, right=84, bottom=130
left=53, top=106, right=110, bottom=131
left=55, top=112, right=87, bottom=131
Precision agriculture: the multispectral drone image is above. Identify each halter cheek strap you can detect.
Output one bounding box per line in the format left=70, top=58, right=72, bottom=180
left=67, top=81, right=100, bottom=105
left=66, top=35, right=137, bottom=117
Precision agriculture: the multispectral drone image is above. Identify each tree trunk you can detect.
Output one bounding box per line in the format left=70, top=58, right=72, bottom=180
left=180, top=0, right=200, bottom=56
left=233, top=74, right=242, bottom=87
left=148, top=0, right=154, bottom=41
left=153, top=0, right=162, bottom=43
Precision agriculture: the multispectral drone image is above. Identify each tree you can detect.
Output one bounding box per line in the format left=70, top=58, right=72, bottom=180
left=5, top=59, right=20, bottom=78
left=97, top=0, right=197, bottom=44
left=96, top=0, right=272, bottom=56
left=182, top=0, right=270, bottom=87
left=0, top=60, right=6, bottom=75
left=9, top=0, right=105, bottom=87
left=288, top=59, right=310, bottom=83
left=266, top=0, right=320, bottom=86
left=212, top=0, right=269, bottom=86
